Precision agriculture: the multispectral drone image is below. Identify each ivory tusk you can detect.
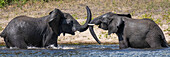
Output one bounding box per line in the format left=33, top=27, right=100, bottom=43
left=88, top=24, right=95, bottom=26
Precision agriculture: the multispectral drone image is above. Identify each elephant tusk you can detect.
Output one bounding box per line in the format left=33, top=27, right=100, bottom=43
left=88, top=24, right=95, bottom=26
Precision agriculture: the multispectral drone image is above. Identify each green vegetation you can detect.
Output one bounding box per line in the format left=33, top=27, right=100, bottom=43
left=0, top=24, right=3, bottom=31
left=0, top=0, right=27, bottom=8
left=0, top=0, right=169, bottom=41
left=155, top=19, right=162, bottom=26
left=0, top=0, right=61, bottom=8
left=0, top=26, right=3, bottom=31
left=1, top=0, right=169, bottom=24
left=0, top=43, right=5, bottom=46
left=110, top=0, right=170, bottom=25
left=72, top=14, right=78, bottom=20
left=80, top=21, right=85, bottom=25
left=164, top=27, right=170, bottom=33
left=104, top=33, right=108, bottom=38
left=98, top=35, right=101, bottom=39
left=141, top=14, right=152, bottom=19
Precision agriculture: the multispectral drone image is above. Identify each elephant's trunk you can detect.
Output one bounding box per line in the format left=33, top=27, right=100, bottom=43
left=74, top=6, right=91, bottom=32
left=74, top=6, right=101, bottom=44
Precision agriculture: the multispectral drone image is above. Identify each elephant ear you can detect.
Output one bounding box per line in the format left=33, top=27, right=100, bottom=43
left=48, top=8, right=64, bottom=35
left=48, top=8, right=63, bottom=22
left=108, top=16, right=123, bottom=35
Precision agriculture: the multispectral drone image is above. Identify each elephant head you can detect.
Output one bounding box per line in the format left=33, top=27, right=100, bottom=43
left=89, top=12, right=131, bottom=43
left=48, top=6, right=101, bottom=44
left=48, top=6, right=90, bottom=35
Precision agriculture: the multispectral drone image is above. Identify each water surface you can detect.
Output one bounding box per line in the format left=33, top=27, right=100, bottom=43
left=0, top=44, right=169, bottom=57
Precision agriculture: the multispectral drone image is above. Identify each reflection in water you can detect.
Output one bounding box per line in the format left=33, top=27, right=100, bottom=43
left=0, top=44, right=169, bottom=57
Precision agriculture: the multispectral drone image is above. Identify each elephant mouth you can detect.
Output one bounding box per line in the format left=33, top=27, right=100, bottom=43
left=98, top=24, right=108, bottom=30
left=63, top=32, right=75, bottom=35
left=100, top=27, right=108, bottom=30
left=68, top=32, right=75, bottom=35
left=71, top=33, right=75, bottom=35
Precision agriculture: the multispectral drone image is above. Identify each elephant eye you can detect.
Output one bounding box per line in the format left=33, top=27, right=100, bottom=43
left=69, top=21, right=73, bottom=25
left=102, top=21, right=107, bottom=24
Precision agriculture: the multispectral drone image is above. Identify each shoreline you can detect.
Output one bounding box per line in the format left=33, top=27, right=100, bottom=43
left=0, top=0, right=169, bottom=46
left=0, top=20, right=169, bottom=46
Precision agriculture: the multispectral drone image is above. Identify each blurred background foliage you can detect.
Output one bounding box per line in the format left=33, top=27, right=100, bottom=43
left=0, top=0, right=59, bottom=8
left=0, top=0, right=169, bottom=25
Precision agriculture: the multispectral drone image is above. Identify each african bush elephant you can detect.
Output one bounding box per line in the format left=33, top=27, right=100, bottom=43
left=89, top=12, right=169, bottom=49
left=0, top=6, right=100, bottom=49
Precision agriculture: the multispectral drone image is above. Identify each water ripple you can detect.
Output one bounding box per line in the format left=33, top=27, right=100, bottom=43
left=0, top=44, right=169, bottom=57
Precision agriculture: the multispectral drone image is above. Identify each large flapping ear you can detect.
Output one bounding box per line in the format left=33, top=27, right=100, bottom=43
left=48, top=8, right=64, bottom=35
left=48, top=8, right=64, bottom=23
left=108, top=16, right=123, bottom=35
left=117, top=14, right=132, bottom=18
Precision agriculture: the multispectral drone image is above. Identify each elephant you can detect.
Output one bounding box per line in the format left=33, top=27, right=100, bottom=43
left=89, top=12, right=169, bottom=49
left=0, top=6, right=100, bottom=49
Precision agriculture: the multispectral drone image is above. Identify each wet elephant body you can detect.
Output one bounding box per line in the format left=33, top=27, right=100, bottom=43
left=89, top=12, right=168, bottom=49
left=0, top=6, right=100, bottom=49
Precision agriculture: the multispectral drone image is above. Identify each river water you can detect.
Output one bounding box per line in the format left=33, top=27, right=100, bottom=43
left=0, top=44, right=169, bottom=57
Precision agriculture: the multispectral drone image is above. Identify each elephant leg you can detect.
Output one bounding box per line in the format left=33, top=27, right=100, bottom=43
left=123, top=36, right=129, bottom=48
left=9, top=36, right=27, bottom=49
left=161, top=39, right=169, bottom=47
left=119, top=41, right=128, bottom=49
left=145, top=32, right=162, bottom=48
left=11, top=40, right=27, bottom=49
left=4, top=37, right=11, bottom=48
left=118, top=38, right=129, bottom=49
left=54, top=37, right=58, bottom=47
left=117, top=34, right=128, bottom=49
left=5, top=42, right=10, bottom=48
left=146, top=38, right=162, bottom=48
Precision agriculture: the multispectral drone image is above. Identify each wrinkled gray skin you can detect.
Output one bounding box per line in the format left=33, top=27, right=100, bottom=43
left=0, top=6, right=100, bottom=49
left=89, top=12, right=169, bottom=49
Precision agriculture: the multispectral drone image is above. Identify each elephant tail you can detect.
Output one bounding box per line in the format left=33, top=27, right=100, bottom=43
left=160, top=35, right=169, bottom=47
